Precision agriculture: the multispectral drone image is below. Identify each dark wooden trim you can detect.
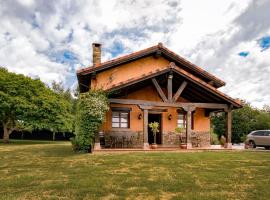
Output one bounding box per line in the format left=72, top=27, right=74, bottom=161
left=167, top=74, right=173, bottom=102
left=111, top=110, right=130, bottom=128
left=143, top=109, right=148, bottom=144
left=225, top=107, right=232, bottom=144
left=111, top=107, right=132, bottom=111
left=149, top=109, right=168, bottom=113
left=169, top=66, right=239, bottom=107
left=151, top=78, right=168, bottom=102
left=109, top=98, right=228, bottom=110
left=173, top=81, right=187, bottom=102
left=106, top=66, right=240, bottom=107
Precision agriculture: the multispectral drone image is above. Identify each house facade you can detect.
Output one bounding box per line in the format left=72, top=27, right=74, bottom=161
left=77, top=43, right=242, bottom=149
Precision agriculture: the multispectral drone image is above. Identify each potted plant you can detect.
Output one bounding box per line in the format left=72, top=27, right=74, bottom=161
left=148, top=122, right=159, bottom=149
left=175, top=127, right=187, bottom=149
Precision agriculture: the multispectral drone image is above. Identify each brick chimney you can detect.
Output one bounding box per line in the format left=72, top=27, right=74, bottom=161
left=92, top=43, right=101, bottom=66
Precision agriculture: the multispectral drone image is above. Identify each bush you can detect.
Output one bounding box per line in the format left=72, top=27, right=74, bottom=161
left=71, top=90, right=109, bottom=153
left=210, top=132, right=220, bottom=145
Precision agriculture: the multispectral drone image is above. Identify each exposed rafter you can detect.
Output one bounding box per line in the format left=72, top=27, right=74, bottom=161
left=172, top=81, right=187, bottom=102
left=151, top=78, right=168, bottom=102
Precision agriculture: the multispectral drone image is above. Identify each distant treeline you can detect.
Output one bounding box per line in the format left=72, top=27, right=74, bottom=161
left=211, top=103, right=270, bottom=143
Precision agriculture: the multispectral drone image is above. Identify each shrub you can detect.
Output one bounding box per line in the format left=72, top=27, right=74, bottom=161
left=71, top=90, right=109, bottom=153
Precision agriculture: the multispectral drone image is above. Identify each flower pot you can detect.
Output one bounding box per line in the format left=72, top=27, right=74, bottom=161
left=150, top=144, right=158, bottom=149
left=180, top=143, right=187, bottom=149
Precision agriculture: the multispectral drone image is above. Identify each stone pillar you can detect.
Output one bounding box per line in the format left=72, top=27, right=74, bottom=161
left=143, top=109, right=149, bottom=149
left=225, top=107, right=232, bottom=149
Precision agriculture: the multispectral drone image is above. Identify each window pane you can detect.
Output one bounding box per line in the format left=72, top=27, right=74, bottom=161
left=121, top=123, right=128, bottom=128
left=121, top=112, right=128, bottom=117
left=112, top=112, right=119, bottom=117
left=178, top=114, right=184, bottom=120
left=112, top=117, right=119, bottom=122
left=178, top=124, right=184, bottom=128
left=112, top=122, right=119, bottom=128
left=121, top=117, right=127, bottom=123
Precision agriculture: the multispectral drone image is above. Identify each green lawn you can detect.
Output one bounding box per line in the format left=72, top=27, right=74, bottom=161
left=0, top=140, right=269, bottom=200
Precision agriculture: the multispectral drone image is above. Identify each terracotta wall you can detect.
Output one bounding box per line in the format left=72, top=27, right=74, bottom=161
left=193, top=108, right=210, bottom=131
left=101, top=106, right=210, bottom=133
left=101, top=103, right=143, bottom=132
left=101, top=86, right=210, bottom=134
left=91, top=56, right=170, bottom=90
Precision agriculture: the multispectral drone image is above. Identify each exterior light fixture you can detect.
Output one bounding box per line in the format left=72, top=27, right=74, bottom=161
left=138, top=113, right=142, bottom=120
left=168, top=114, right=172, bottom=120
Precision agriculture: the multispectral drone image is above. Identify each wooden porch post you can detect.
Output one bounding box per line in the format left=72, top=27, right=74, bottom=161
left=143, top=109, right=149, bottom=149
left=184, top=106, right=195, bottom=149
left=225, top=106, right=232, bottom=149
left=167, top=73, right=173, bottom=102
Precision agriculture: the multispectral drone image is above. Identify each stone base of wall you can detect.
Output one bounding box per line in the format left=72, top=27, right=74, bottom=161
left=162, top=132, right=180, bottom=146
left=193, top=131, right=211, bottom=147
left=103, top=131, right=143, bottom=148
left=102, top=130, right=210, bottom=148
left=162, top=131, right=210, bottom=147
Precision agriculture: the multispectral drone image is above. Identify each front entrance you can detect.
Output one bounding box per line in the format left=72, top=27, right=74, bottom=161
left=148, top=113, right=162, bottom=144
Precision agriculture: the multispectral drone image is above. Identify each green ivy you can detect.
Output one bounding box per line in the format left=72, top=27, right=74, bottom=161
left=71, top=90, right=109, bottom=153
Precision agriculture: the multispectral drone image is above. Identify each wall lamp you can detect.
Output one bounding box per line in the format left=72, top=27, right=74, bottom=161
left=168, top=114, right=172, bottom=120
left=138, top=113, right=142, bottom=120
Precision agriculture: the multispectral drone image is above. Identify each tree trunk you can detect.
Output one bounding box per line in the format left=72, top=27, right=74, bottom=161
left=3, top=123, right=11, bottom=143
left=52, top=132, right=55, bottom=141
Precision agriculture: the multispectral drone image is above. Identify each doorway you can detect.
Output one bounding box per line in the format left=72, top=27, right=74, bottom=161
left=148, top=113, right=162, bottom=144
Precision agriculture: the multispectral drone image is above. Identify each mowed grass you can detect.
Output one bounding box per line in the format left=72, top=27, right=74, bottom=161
left=0, top=140, right=270, bottom=200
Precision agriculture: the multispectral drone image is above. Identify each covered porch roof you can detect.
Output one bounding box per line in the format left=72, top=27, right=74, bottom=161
left=107, top=62, right=242, bottom=109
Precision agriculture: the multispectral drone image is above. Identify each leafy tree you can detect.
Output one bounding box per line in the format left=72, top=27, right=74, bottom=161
left=71, top=90, right=109, bottom=153
left=0, top=67, right=73, bottom=143
left=51, top=81, right=76, bottom=140
left=211, top=102, right=270, bottom=143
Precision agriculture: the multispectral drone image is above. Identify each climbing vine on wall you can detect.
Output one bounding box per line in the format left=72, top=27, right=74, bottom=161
left=71, top=90, right=109, bottom=153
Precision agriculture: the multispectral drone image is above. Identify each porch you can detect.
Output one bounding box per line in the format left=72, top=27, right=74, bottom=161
left=98, top=130, right=211, bottom=149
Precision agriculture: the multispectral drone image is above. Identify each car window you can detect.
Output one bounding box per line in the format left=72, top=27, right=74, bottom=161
left=252, top=131, right=265, bottom=136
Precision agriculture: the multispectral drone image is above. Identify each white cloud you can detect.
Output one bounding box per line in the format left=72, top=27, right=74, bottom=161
left=0, top=0, right=269, bottom=107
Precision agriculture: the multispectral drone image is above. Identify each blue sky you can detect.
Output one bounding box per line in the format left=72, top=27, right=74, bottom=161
left=0, top=0, right=269, bottom=108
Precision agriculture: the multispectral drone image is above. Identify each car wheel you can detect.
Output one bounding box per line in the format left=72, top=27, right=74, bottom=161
left=265, top=146, right=270, bottom=150
left=249, top=141, right=256, bottom=148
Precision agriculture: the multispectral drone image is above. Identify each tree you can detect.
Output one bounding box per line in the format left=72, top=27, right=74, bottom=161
left=71, top=90, right=109, bottom=153
left=51, top=81, right=75, bottom=140
left=0, top=67, right=73, bottom=143
left=211, top=102, right=270, bottom=143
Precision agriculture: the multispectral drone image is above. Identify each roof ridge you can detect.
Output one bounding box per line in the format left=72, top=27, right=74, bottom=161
left=77, top=44, right=159, bottom=74
left=77, top=43, right=225, bottom=88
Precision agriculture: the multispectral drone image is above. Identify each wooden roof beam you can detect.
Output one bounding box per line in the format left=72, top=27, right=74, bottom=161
left=151, top=78, right=168, bottom=102
left=172, top=81, right=187, bottom=102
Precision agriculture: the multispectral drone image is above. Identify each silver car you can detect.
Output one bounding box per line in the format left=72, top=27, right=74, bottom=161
left=246, top=130, right=270, bottom=150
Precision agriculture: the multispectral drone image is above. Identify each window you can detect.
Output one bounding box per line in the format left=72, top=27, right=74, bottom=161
left=112, top=111, right=130, bottom=128
left=177, top=113, right=186, bottom=128
left=252, top=131, right=265, bottom=136
left=177, top=111, right=194, bottom=129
